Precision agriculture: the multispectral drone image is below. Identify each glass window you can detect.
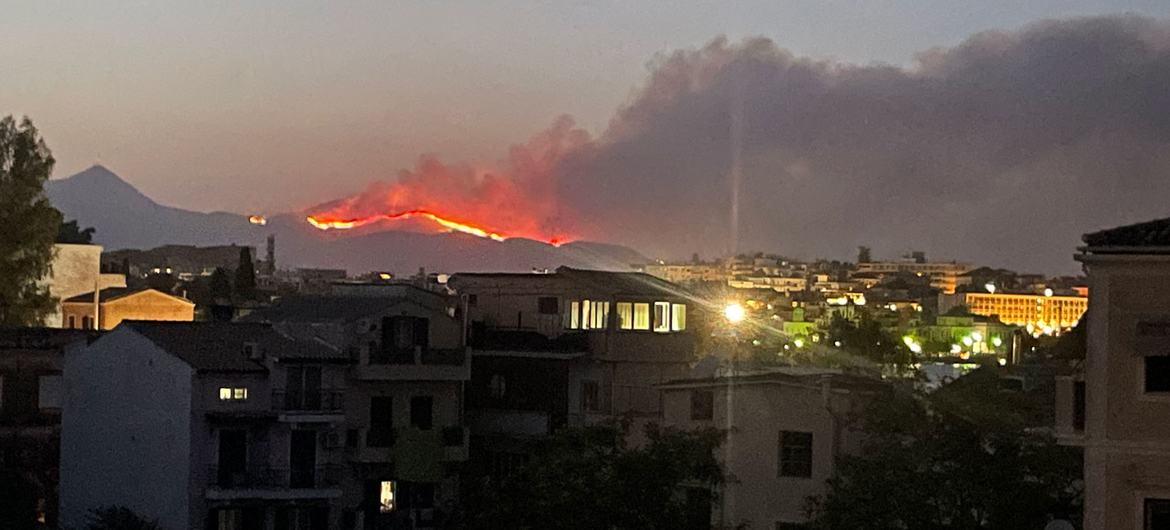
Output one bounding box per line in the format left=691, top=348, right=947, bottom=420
left=538, top=296, right=558, bottom=315
left=37, top=375, right=62, bottom=410
left=779, top=431, right=813, bottom=478
left=581, top=299, right=592, bottom=329
left=633, top=303, right=651, bottom=330
left=671, top=303, right=687, bottom=331
left=380, top=481, right=397, bottom=513
left=233, top=388, right=247, bottom=400
left=1147, top=498, right=1170, bottom=530
left=653, top=302, right=670, bottom=332
left=617, top=302, right=633, bottom=330
left=1146, top=356, right=1170, bottom=393
left=590, top=301, right=609, bottom=329
left=410, top=395, right=434, bottom=430
left=567, top=301, right=580, bottom=329
left=219, top=387, right=232, bottom=400
left=581, top=380, right=601, bottom=412
left=367, top=396, right=394, bottom=447
left=219, top=387, right=248, bottom=401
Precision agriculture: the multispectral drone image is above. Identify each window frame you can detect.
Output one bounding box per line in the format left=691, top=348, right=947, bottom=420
left=778, top=430, right=814, bottom=478
left=218, top=387, right=249, bottom=402
left=690, top=389, right=714, bottom=421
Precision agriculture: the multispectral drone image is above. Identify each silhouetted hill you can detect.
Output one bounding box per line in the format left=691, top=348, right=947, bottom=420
left=47, top=166, right=646, bottom=274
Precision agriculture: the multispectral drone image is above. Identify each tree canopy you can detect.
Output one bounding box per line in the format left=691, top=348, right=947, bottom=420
left=56, top=219, right=95, bottom=244
left=462, top=421, right=725, bottom=530
left=0, top=116, right=61, bottom=326
left=809, top=370, right=1082, bottom=529
left=234, top=247, right=256, bottom=299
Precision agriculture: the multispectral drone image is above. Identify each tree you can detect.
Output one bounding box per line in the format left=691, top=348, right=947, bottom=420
left=462, top=421, right=726, bottom=530
left=0, top=468, right=38, bottom=530
left=56, top=219, right=95, bottom=244
left=234, top=247, right=256, bottom=300
left=84, top=506, right=161, bottom=530
left=209, top=267, right=232, bottom=302
left=0, top=116, right=61, bottom=326
left=826, top=312, right=914, bottom=368
left=809, top=370, right=1082, bottom=529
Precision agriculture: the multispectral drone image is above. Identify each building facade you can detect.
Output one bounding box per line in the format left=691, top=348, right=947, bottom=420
left=659, top=368, right=879, bottom=529
left=41, top=243, right=126, bottom=327
left=1069, top=217, right=1170, bottom=530
left=60, top=287, right=195, bottom=330
left=941, top=291, right=1087, bottom=333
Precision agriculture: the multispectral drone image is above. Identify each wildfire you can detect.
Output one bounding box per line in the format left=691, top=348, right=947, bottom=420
left=306, top=210, right=507, bottom=242
left=248, top=215, right=267, bottom=226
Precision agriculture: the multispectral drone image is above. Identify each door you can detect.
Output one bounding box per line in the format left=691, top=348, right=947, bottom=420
left=290, top=430, right=317, bottom=488
left=217, top=430, right=247, bottom=487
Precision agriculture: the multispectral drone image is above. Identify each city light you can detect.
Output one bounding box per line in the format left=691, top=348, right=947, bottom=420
left=1044, top=288, right=1054, bottom=297
left=723, top=302, right=746, bottom=324
left=985, top=282, right=996, bottom=293
left=794, top=338, right=805, bottom=348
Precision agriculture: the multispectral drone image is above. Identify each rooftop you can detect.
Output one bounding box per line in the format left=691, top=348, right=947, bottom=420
left=245, top=292, right=451, bottom=323
left=452, top=266, right=692, bottom=298
left=1082, top=217, right=1170, bottom=253
left=123, top=321, right=342, bottom=372
left=63, top=287, right=193, bottom=305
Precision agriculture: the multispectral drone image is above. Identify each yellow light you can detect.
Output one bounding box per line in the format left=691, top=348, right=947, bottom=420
left=723, top=302, right=746, bottom=324
left=794, top=338, right=805, bottom=348
left=378, top=272, right=392, bottom=280
left=1044, top=288, right=1054, bottom=297
left=997, top=358, right=1008, bottom=366
left=985, top=283, right=996, bottom=293
left=992, top=337, right=1003, bottom=347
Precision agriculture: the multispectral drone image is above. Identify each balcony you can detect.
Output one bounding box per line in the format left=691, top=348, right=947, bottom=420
left=206, top=465, right=344, bottom=500
left=356, top=348, right=470, bottom=381
left=271, top=389, right=345, bottom=422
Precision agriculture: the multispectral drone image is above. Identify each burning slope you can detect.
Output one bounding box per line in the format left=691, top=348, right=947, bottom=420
left=304, top=116, right=588, bottom=245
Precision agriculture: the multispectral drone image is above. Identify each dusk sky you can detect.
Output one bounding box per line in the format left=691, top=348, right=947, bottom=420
left=6, top=2, right=1170, bottom=272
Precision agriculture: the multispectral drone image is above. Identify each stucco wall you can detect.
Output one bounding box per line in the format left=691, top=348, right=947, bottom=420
left=60, top=328, right=193, bottom=530
left=43, top=244, right=102, bottom=327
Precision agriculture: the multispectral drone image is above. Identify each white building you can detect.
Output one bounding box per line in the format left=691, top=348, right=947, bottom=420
left=42, top=243, right=125, bottom=327
left=658, top=367, right=881, bottom=529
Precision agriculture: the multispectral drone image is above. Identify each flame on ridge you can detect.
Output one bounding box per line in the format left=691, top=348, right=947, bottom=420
left=306, top=210, right=508, bottom=242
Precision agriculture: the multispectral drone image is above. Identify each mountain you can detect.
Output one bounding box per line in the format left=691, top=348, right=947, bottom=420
left=46, top=166, right=647, bottom=274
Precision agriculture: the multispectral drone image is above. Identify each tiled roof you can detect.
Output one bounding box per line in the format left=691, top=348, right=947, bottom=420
left=1083, top=217, right=1170, bottom=250
left=63, top=287, right=193, bottom=305
left=244, top=293, right=450, bottom=324
left=451, top=266, right=693, bottom=298
left=123, top=321, right=342, bottom=372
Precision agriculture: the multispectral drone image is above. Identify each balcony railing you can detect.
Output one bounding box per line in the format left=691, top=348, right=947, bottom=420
left=271, top=389, right=345, bottom=412
left=210, top=464, right=344, bottom=489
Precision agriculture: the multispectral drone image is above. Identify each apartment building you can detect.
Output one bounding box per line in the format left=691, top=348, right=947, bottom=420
left=249, top=287, right=470, bottom=529
left=449, top=267, right=699, bottom=461
left=41, top=243, right=126, bottom=327
left=855, top=256, right=971, bottom=294
left=659, top=367, right=881, bottom=529
left=1063, top=217, right=1170, bottom=530
left=60, top=286, right=195, bottom=330
left=60, top=321, right=351, bottom=530
left=644, top=262, right=730, bottom=285
left=0, top=328, right=97, bottom=528
left=940, top=290, right=1087, bottom=333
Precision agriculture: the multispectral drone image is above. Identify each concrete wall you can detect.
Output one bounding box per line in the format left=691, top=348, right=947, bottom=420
left=60, top=327, right=193, bottom=530
left=662, top=381, right=863, bottom=529
left=43, top=244, right=102, bottom=327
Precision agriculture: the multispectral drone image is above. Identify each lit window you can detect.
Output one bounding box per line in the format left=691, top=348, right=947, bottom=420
left=219, top=387, right=248, bottom=401
left=581, top=299, right=592, bottom=329
left=568, top=301, right=580, bottom=329
left=633, top=303, right=650, bottom=330
left=671, top=304, right=687, bottom=331
left=616, top=303, right=633, bottom=330
left=590, top=301, right=609, bottom=329
left=653, top=302, right=670, bottom=333
left=379, top=481, right=396, bottom=513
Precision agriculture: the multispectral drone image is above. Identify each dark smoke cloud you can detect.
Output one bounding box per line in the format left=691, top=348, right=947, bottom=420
left=558, top=15, right=1170, bottom=273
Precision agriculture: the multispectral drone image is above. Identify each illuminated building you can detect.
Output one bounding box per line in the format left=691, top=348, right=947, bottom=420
left=940, top=290, right=1087, bottom=332
left=855, top=254, right=972, bottom=294
left=60, top=287, right=194, bottom=330
left=644, top=262, right=730, bottom=284
left=1058, top=217, right=1170, bottom=530
left=41, top=243, right=126, bottom=327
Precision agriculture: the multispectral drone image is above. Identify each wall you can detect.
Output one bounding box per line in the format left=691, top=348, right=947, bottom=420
left=60, top=328, right=193, bottom=530
left=42, top=244, right=102, bottom=327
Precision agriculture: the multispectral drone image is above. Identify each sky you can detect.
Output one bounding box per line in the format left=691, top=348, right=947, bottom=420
left=5, top=1, right=1170, bottom=273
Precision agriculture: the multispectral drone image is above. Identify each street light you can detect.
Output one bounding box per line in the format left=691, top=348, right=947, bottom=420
left=723, top=302, right=746, bottom=324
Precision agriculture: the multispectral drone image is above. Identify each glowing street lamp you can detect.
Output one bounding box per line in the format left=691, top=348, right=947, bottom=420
left=985, top=282, right=996, bottom=294
left=723, top=302, right=746, bottom=324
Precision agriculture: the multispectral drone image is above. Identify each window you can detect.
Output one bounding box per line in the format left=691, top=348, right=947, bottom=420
left=653, top=302, right=670, bottom=332
left=691, top=390, right=713, bottom=420
left=81, top=316, right=92, bottom=330
left=779, top=431, right=813, bottom=478
left=410, top=395, right=434, bottom=430
left=617, top=302, right=633, bottom=330
left=467, top=294, right=477, bottom=307
left=1146, top=356, right=1170, bottom=393
left=67, top=316, right=76, bottom=328
left=379, top=481, right=397, bottom=513
left=581, top=380, right=601, bottom=413
left=285, top=365, right=322, bottom=410
left=346, top=429, right=359, bottom=448
left=590, top=301, right=610, bottom=329
left=489, top=374, right=507, bottom=400
left=671, top=303, right=687, bottom=331
left=367, top=396, right=394, bottom=447
left=380, top=316, right=429, bottom=359
left=1149, top=498, right=1170, bottom=530
left=37, top=375, right=62, bottom=410
left=538, top=296, right=558, bottom=314
left=633, top=303, right=651, bottom=330
left=218, top=387, right=248, bottom=401
left=568, top=301, right=580, bottom=329
left=1073, top=380, right=1086, bottom=431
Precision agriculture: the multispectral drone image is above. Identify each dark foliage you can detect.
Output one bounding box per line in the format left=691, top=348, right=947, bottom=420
left=84, top=506, right=161, bottom=530
left=0, top=116, right=60, bottom=326
left=56, top=219, right=95, bottom=244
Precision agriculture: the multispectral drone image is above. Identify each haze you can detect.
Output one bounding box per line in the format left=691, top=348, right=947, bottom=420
left=5, top=1, right=1170, bottom=273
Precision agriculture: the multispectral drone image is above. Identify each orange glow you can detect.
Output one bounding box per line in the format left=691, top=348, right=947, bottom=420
left=307, top=210, right=513, bottom=242
left=248, top=215, right=267, bottom=226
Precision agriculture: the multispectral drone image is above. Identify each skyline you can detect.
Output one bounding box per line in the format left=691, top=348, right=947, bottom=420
left=7, top=3, right=1170, bottom=274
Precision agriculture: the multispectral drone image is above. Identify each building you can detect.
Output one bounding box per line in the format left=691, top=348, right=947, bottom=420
left=0, top=328, right=97, bottom=528
left=644, top=262, right=730, bottom=285
left=60, top=287, right=195, bottom=330
left=449, top=267, right=699, bottom=464
left=60, top=321, right=353, bottom=530
left=917, top=313, right=1016, bottom=356
left=1058, top=217, right=1170, bottom=530
left=246, top=287, right=471, bottom=529
left=41, top=243, right=126, bottom=327
left=727, top=275, right=807, bottom=294
left=940, top=290, right=1087, bottom=333
left=855, top=255, right=971, bottom=294
left=658, top=367, right=882, bottom=529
